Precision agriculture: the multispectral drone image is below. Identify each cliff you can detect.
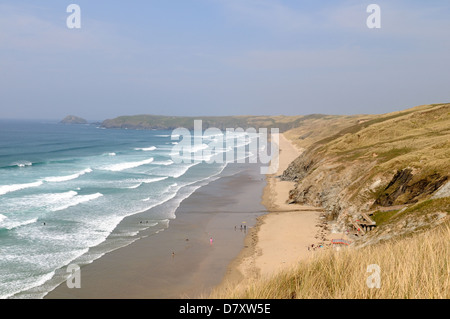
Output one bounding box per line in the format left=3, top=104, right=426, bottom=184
left=281, top=103, right=450, bottom=245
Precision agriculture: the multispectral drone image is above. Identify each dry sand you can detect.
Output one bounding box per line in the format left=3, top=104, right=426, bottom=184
left=214, top=133, right=327, bottom=293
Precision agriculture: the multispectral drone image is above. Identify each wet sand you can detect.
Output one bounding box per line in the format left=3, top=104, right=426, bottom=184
left=45, top=163, right=267, bottom=299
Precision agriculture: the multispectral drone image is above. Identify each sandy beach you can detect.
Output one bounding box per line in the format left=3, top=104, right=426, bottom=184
left=45, top=133, right=327, bottom=299
left=213, top=133, right=326, bottom=294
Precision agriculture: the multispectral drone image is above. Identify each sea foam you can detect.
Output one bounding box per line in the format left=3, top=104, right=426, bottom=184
left=134, top=146, right=156, bottom=151
left=102, top=158, right=154, bottom=172
left=0, top=181, right=43, bottom=196
left=44, top=168, right=92, bottom=183
left=0, top=214, right=7, bottom=223
left=151, top=160, right=174, bottom=166
left=0, top=217, right=39, bottom=230
left=51, top=193, right=103, bottom=212
left=11, top=161, right=33, bottom=168
left=126, top=183, right=142, bottom=189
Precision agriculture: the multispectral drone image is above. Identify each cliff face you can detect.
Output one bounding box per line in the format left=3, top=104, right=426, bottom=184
left=282, top=103, right=450, bottom=243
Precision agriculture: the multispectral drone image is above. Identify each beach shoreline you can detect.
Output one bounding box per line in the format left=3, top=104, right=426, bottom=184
left=45, top=162, right=268, bottom=299
left=211, top=133, right=328, bottom=296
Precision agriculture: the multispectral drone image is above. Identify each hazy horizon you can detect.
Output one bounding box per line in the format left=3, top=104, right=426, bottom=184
left=1, top=1, right=449, bottom=120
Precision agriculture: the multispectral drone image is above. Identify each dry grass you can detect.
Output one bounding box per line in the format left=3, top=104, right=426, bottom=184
left=210, top=221, right=450, bottom=299
left=325, top=104, right=450, bottom=177
left=283, top=115, right=371, bottom=150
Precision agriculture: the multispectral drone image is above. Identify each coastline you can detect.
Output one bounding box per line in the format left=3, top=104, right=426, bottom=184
left=45, top=162, right=267, bottom=299
left=212, top=133, right=327, bottom=295
left=45, top=133, right=328, bottom=299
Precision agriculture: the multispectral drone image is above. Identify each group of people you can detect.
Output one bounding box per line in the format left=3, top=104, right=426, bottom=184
left=171, top=223, right=249, bottom=258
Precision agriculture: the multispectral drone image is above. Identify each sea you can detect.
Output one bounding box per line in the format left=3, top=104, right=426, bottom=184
left=0, top=119, right=263, bottom=299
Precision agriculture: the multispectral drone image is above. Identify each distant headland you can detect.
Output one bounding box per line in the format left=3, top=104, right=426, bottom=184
left=60, top=115, right=88, bottom=124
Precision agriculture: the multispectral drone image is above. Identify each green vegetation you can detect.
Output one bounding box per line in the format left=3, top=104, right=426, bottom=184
left=371, top=210, right=400, bottom=226
left=101, top=114, right=329, bottom=132
left=395, top=197, right=450, bottom=221
left=376, top=147, right=413, bottom=162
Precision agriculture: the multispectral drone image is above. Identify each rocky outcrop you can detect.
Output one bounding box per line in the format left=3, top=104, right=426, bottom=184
left=433, top=182, right=450, bottom=199
left=60, top=115, right=88, bottom=124
left=373, top=169, right=448, bottom=207
left=282, top=148, right=383, bottom=226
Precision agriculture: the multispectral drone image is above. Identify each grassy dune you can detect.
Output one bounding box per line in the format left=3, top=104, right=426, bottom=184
left=210, top=220, right=449, bottom=299
left=324, top=104, right=450, bottom=181
left=283, top=114, right=375, bottom=150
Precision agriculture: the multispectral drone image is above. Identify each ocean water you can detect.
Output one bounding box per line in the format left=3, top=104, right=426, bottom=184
left=0, top=120, right=260, bottom=299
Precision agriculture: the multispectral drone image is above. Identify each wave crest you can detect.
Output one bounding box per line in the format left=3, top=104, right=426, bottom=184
left=0, top=181, right=43, bottom=196
left=134, top=146, right=156, bottom=151
left=101, top=158, right=154, bottom=172
left=12, top=161, right=33, bottom=168
left=52, top=193, right=103, bottom=212
left=44, top=168, right=92, bottom=183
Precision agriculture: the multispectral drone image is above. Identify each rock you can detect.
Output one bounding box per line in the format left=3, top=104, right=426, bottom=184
left=432, top=182, right=450, bottom=199
left=60, top=115, right=88, bottom=124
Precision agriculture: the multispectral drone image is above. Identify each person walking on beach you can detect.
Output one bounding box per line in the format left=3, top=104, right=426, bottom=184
left=210, top=237, right=213, bottom=245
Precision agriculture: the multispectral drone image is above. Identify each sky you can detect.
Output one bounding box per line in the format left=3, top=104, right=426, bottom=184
left=0, top=0, right=449, bottom=121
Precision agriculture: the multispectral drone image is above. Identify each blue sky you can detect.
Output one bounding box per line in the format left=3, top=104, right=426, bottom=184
left=1, top=0, right=449, bottom=120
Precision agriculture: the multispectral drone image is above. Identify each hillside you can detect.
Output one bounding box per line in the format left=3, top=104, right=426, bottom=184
left=281, top=103, right=450, bottom=245
left=210, top=103, right=450, bottom=299
left=101, top=114, right=336, bottom=132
